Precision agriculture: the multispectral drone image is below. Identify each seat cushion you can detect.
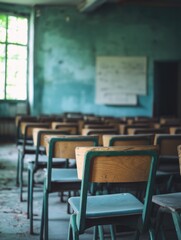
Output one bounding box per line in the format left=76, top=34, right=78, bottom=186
left=69, top=193, right=143, bottom=218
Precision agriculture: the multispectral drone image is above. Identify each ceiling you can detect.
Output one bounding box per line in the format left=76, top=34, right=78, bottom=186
left=0, top=0, right=181, bottom=10
left=0, top=0, right=115, bottom=12
left=0, top=0, right=81, bottom=6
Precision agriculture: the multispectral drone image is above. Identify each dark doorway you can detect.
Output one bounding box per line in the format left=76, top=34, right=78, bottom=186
left=154, top=61, right=180, bottom=118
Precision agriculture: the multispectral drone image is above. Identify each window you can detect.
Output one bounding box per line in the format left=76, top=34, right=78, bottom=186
left=0, top=14, right=28, bottom=100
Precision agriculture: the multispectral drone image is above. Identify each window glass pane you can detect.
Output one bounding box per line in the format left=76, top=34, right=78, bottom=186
left=7, top=59, right=27, bottom=85
left=0, top=14, right=6, bottom=42
left=8, top=44, right=27, bottom=60
left=6, top=44, right=27, bottom=100
left=7, top=46, right=27, bottom=100
left=0, top=14, right=28, bottom=101
left=0, top=44, right=5, bottom=99
left=6, top=84, right=26, bottom=100
left=8, top=16, right=28, bottom=45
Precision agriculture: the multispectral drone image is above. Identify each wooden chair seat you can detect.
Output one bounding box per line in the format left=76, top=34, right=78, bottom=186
left=154, top=134, right=181, bottom=193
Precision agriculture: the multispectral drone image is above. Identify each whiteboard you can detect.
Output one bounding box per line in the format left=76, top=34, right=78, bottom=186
left=96, top=56, right=147, bottom=105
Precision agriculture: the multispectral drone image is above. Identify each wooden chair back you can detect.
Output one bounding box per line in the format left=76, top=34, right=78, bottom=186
left=51, top=122, right=79, bottom=134
left=33, top=129, right=71, bottom=167
left=82, top=128, right=119, bottom=145
left=33, top=128, right=70, bottom=147
left=119, top=123, right=150, bottom=134
left=128, top=128, right=168, bottom=135
left=76, top=145, right=158, bottom=182
left=154, top=134, right=181, bottom=156
left=22, top=122, right=50, bottom=139
left=103, top=134, right=154, bottom=147
left=46, top=135, right=99, bottom=160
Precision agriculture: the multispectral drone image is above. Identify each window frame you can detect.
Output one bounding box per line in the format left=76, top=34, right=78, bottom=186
left=0, top=11, right=29, bottom=102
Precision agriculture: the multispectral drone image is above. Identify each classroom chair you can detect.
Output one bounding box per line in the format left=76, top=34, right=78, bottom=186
left=154, top=134, right=181, bottom=193
left=17, top=122, right=50, bottom=201
left=68, top=145, right=159, bottom=240
left=40, top=135, right=99, bottom=240
left=15, top=115, right=37, bottom=146
left=152, top=145, right=181, bottom=240
left=27, top=129, right=71, bottom=234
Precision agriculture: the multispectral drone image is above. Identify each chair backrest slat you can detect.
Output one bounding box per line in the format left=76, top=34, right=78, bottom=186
left=89, top=155, right=151, bottom=183
left=154, top=134, right=181, bottom=156
left=76, top=145, right=158, bottom=182
left=103, top=134, right=154, bottom=147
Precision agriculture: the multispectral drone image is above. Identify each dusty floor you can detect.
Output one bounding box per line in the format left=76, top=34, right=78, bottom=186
left=0, top=143, right=178, bottom=240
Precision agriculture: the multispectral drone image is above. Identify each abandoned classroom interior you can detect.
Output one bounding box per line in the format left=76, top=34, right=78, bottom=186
left=0, top=0, right=181, bottom=239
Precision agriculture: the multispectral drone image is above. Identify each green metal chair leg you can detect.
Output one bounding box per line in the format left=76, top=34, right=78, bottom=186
left=16, top=151, right=21, bottom=186
left=19, top=153, right=24, bottom=202
left=110, top=225, right=116, bottom=240
left=98, top=226, right=104, bottom=240
left=40, top=190, right=45, bottom=240
left=68, top=214, right=79, bottom=240
left=93, top=226, right=98, bottom=240
left=27, top=169, right=30, bottom=219
left=172, top=212, right=181, bottom=240
left=149, top=227, right=156, bottom=240
left=29, top=169, right=34, bottom=234
left=44, top=191, right=49, bottom=240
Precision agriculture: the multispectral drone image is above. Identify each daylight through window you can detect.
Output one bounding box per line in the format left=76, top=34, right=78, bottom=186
left=0, top=14, right=28, bottom=100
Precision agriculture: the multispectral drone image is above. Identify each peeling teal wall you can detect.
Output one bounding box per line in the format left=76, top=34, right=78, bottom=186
left=34, top=4, right=181, bottom=117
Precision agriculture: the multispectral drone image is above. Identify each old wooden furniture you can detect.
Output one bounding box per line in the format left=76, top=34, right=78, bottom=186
left=68, top=145, right=158, bottom=239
